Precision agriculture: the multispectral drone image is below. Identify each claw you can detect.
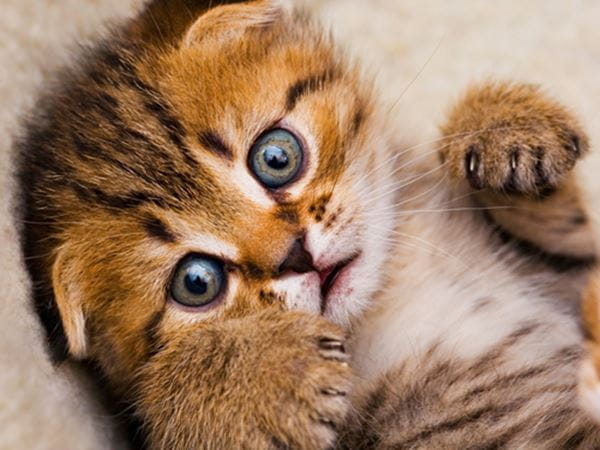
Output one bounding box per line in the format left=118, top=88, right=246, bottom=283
left=322, top=388, right=347, bottom=396
left=319, top=338, right=346, bottom=353
left=468, top=150, right=477, bottom=173
left=316, top=417, right=338, bottom=431
left=510, top=149, right=519, bottom=171
left=465, top=146, right=483, bottom=189
left=569, top=134, right=582, bottom=155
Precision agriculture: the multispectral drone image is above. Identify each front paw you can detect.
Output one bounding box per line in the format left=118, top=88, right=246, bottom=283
left=440, top=82, right=589, bottom=197
left=260, top=313, right=353, bottom=449
left=135, top=309, right=353, bottom=450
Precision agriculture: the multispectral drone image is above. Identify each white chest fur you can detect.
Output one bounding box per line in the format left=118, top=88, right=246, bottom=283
left=352, top=186, right=583, bottom=381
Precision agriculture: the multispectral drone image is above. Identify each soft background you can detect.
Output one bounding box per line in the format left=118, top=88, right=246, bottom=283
left=1, top=0, right=599, bottom=448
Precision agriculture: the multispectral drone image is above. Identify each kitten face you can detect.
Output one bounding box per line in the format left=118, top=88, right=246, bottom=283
left=150, top=26, right=395, bottom=324
left=23, top=1, right=396, bottom=386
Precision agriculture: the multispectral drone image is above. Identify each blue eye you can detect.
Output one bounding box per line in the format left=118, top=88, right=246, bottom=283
left=171, top=255, right=225, bottom=308
left=249, top=129, right=303, bottom=189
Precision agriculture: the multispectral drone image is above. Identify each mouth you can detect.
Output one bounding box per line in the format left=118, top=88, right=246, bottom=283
left=318, top=252, right=361, bottom=313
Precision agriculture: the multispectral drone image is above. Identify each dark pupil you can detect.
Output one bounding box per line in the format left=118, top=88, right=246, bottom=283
left=185, top=272, right=208, bottom=296
left=263, top=146, right=289, bottom=170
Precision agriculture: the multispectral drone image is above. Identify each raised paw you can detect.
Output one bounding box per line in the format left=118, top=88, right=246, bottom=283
left=440, top=82, right=589, bottom=197
left=264, top=316, right=353, bottom=449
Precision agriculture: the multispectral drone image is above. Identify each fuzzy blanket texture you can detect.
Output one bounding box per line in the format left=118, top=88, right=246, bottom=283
left=1, top=1, right=599, bottom=448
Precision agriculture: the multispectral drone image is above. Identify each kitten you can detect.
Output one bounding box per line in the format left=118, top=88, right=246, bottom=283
left=17, top=0, right=600, bottom=448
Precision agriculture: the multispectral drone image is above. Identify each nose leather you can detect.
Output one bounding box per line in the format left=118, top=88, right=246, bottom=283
left=278, top=238, right=315, bottom=275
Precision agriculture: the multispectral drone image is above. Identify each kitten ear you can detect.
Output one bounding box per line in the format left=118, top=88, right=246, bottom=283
left=52, top=247, right=87, bottom=359
left=182, top=0, right=287, bottom=48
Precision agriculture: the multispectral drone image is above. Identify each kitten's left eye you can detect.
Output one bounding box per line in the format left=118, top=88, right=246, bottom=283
left=249, top=129, right=303, bottom=189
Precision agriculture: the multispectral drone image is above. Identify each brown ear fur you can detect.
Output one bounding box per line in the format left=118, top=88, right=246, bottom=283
left=182, top=0, right=283, bottom=48
left=130, top=0, right=268, bottom=47
left=52, top=246, right=87, bottom=359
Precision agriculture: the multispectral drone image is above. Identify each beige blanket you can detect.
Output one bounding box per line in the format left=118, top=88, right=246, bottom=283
left=1, top=1, right=598, bottom=447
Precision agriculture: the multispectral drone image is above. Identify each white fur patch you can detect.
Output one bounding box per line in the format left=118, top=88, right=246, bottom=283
left=271, top=272, right=321, bottom=314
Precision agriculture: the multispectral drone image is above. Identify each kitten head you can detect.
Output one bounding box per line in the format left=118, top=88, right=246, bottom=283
left=21, top=0, right=395, bottom=386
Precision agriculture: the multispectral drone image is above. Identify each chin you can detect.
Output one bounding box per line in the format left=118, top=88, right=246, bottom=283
left=271, top=246, right=387, bottom=329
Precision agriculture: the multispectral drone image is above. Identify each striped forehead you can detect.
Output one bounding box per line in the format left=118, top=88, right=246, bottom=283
left=79, top=14, right=372, bottom=236
left=163, top=68, right=366, bottom=199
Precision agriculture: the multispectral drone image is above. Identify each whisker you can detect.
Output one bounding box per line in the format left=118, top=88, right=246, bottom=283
left=370, top=205, right=516, bottom=220
left=377, top=234, right=470, bottom=270
left=387, top=32, right=446, bottom=114
left=381, top=228, right=472, bottom=270
left=349, top=128, right=494, bottom=196
left=354, top=145, right=452, bottom=201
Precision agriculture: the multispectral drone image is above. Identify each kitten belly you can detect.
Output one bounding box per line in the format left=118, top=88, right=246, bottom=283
left=351, top=203, right=583, bottom=381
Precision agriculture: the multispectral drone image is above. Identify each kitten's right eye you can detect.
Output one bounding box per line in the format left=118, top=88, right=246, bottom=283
left=249, top=128, right=304, bottom=189
left=170, top=255, right=226, bottom=308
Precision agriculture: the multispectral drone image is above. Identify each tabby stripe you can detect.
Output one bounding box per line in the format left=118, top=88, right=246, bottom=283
left=117, top=126, right=175, bottom=164
left=562, top=429, right=587, bottom=448
left=73, top=135, right=162, bottom=188
left=275, top=204, right=299, bottom=224
left=106, top=47, right=199, bottom=170
left=97, top=47, right=225, bottom=210
left=533, top=407, right=580, bottom=441
left=549, top=345, right=581, bottom=364
left=73, top=94, right=195, bottom=200
left=461, top=365, right=548, bottom=400
left=467, top=322, right=541, bottom=378
left=349, top=103, right=365, bottom=140
left=396, top=399, right=527, bottom=447
left=286, top=70, right=337, bottom=111
left=112, top=126, right=203, bottom=201
left=144, top=308, right=166, bottom=359
left=87, top=92, right=121, bottom=123
left=24, top=130, right=66, bottom=183
left=485, top=211, right=597, bottom=273
left=75, top=135, right=190, bottom=204
left=476, top=421, right=529, bottom=450
left=70, top=182, right=168, bottom=210
left=101, top=48, right=138, bottom=75
left=77, top=89, right=206, bottom=205
left=198, top=130, right=233, bottom=160
left=360, top=383, right=388, bottom=423
left=143, top=98, right=199, bottom=168
left=142, top=215, right=177, bottom=243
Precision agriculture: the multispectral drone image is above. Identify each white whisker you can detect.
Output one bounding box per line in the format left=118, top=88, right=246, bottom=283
left=370, top=205, right=516, bottom=220
left=387, top=32, right=446, bottom=114
left=384, top=229, right=471, bottom=270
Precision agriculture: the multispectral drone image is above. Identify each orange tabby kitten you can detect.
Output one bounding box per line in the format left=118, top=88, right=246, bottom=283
left=18, top=0, right=600, bottom=448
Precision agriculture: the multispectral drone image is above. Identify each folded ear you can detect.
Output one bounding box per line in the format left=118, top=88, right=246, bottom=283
left=182, top=0, right=284, bottom=48
left=52, top=246, right=87, bottom=359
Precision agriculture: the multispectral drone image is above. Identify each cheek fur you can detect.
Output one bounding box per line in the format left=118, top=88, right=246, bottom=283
left=270, top=272, right=322, bottom=314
